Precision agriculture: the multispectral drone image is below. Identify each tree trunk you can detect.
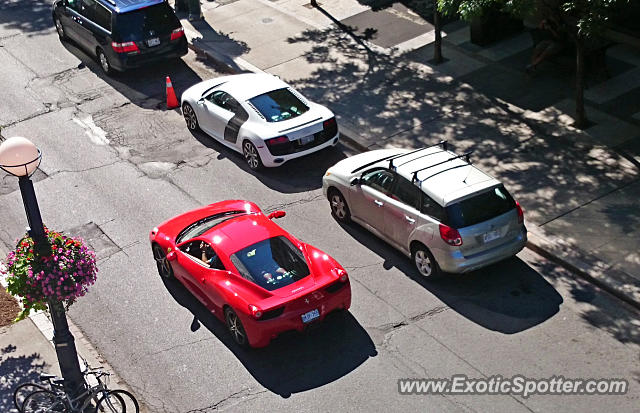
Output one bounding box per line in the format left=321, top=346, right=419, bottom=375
left=575, top=36, right=587, bottom=128
left=433, top=5, right=443, bottom=64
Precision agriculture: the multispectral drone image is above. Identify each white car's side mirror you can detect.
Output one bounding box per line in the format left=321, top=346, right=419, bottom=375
left=350, top=177, right=360, bottom=186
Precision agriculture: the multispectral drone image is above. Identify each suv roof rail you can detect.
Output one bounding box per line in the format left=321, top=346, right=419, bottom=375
left=104, top=0, right=116, bottom=5
left=389, top=140, right=447, bottom=170
left=411, top=151, right=473, bottom=183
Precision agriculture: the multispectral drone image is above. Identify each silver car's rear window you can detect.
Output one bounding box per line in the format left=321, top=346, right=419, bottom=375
left=445, top=186, right=516, bottom=228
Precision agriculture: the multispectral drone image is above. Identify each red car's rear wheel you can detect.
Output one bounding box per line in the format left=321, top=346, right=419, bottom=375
left=225, top=307, right=249, bottom=348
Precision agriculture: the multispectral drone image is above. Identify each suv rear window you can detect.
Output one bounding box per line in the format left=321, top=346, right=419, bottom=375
left=230, top=236, right=310, bottom=291
left=115, top=3, right=177, bottom=38
left=445, top=186, right=516, bottom=228
left=248, top=88, right=309, bottom=122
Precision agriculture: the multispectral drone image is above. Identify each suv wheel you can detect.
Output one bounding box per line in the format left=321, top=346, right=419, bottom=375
left=97, top=49, right=112, bottom=75
left=54, top=17, right=66, bottom=40
left=412, top=244, right=440, bottom=278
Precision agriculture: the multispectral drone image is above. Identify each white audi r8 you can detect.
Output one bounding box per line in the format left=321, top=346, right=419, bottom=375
left=180, top=73, right=339, bottom=169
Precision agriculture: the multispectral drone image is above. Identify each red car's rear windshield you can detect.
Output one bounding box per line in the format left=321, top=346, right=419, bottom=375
left=230, top=236, right=310, bottom=291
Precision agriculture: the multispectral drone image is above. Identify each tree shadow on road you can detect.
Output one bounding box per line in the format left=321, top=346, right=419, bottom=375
left=0, top=344, right=48, bottom=413
left=160, top=277, right=377, bottom=398
left=0, top=0, right=52, bottom=37
left=529, top=258, right=640, bottom=346
left=337, top=221, right=563, bottom=333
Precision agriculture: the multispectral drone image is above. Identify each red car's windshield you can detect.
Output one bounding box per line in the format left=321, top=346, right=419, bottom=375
left=230, top=236, right=310, bottom=291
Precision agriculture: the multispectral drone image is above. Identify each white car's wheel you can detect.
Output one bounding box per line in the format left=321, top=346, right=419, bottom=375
left=182, top=103, right=199, bottom=131
left=243, top=140, right=263, bottom=170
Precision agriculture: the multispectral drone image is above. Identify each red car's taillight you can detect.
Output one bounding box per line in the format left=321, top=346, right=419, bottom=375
left=439, top=224, right=463, bottom=246
left=333, top=268, right=348, bottom=282
left=111, top=41, right=139, bottom=53
left=248, top=304, right=262, bottom=319
left=516, top=201, right=524, bottom=224
left=265, top=136, right=288, bottom=146
left=171, top=27, right=185, bottom=40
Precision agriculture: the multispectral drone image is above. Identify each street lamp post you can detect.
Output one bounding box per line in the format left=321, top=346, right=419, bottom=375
left=0, top=136, right=85, bottom=398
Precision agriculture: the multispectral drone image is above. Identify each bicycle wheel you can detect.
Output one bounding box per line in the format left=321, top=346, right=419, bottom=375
left=14, top=382, right=49, bottom=412
left=96, top=390, right=139, bottom=413
left=22, top=389, right=68, bottom=412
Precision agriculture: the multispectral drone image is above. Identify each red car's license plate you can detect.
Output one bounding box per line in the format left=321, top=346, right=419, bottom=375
left=301, top=309, right=319, bottom=323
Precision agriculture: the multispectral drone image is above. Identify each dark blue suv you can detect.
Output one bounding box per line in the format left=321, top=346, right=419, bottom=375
left=52, top=0, right=188, bottom=75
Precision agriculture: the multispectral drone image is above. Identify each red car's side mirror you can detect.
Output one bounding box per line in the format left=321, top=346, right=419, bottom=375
left=268, top=210, right=286, bottom=219
left=166, top=251, right=177, bottom=261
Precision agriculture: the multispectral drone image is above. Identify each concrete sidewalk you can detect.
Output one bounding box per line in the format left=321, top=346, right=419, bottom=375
left=0, top=244, right=147, bottom=413
left=178, top=0, right=640, bottom=308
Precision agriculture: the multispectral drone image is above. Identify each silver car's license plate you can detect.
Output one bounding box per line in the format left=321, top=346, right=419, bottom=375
left=483, top=230, right=501, bottom=243
left=301, top=309, right=319, bottom=323
left=300, top=134, right=314, bottom=145
left=147, top=37, right=160, bottom=47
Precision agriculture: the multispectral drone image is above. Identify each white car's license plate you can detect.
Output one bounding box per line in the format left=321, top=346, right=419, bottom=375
left=300, top=134, right=314, bottom=145
left=483, top=230, right=501, bottom=243
left=301, top=309, right=319, bottom=323
left=147, top=37, right=160, bottom=47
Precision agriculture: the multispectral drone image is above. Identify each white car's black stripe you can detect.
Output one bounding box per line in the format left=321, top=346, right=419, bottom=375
left=278, top=117, right=323, bottom=133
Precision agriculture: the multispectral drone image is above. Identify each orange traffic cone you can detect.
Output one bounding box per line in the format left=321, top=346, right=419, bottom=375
left=166, top=76, right=179, bottom=109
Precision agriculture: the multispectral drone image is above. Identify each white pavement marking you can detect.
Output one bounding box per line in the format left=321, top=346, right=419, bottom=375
left=72, top=115, right=110, bottom=145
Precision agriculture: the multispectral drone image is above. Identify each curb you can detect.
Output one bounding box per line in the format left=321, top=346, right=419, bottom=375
left=185, top=30, right=640, bottom=312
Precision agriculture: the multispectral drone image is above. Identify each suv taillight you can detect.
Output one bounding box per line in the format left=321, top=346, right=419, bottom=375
left=516, top=201, right=524, bottom=224
left=439, top=224, right=462, bottom=246
left=265, top=136, right=288, bottom=146
left=171, top=27, right=185, bottom=41
left=111, top=41, right=139, bottom=53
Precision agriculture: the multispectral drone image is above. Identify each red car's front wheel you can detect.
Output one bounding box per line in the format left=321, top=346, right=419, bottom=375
left=225, top=308, right=249, bottom=348
left=152, top=244, right=174, bottom=280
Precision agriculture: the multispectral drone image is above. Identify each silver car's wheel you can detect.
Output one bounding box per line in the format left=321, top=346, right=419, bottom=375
left=413, top=245, right=440, bottom=278
left=329, top=189, right=350, bottom=223
left=54, top=17, right=66, bottom=40
left=242, top=141, right=262, bottom=170
left=182, top=103, right=199, bottom=131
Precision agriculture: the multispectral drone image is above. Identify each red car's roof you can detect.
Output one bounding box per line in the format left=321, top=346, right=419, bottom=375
left=203, top=212, right=292, bottom=257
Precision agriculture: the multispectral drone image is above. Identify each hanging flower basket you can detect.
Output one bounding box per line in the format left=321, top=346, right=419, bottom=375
left=1, top=227, right=98, bottom=321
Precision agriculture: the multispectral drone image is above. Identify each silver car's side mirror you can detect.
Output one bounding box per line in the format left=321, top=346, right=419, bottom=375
left=350, top=177, right=360, bottom=186
left=197, top=98, right=205, bottom=105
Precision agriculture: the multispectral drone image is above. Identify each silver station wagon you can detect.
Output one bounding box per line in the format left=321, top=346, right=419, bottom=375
left=322, top=142, right=527, bottom=278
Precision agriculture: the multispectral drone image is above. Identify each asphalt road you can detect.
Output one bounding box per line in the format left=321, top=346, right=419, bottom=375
left=0, top=2, right=638, bottom=412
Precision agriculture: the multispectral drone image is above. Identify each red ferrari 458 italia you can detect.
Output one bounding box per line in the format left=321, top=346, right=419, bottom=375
left=150, top=200, right=352, bottom=348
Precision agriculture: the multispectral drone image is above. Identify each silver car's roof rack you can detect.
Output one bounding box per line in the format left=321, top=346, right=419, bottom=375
left=388, top=140, right=447, bottom=170
left=411, top=151, right=473, bottom=183
left=350, top=141, right=448, bottom=174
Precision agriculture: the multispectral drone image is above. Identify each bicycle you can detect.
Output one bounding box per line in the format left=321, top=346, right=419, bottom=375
left=13, top=373, right=65, bottom=412
left=20, top=364, right=139, bottom=413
